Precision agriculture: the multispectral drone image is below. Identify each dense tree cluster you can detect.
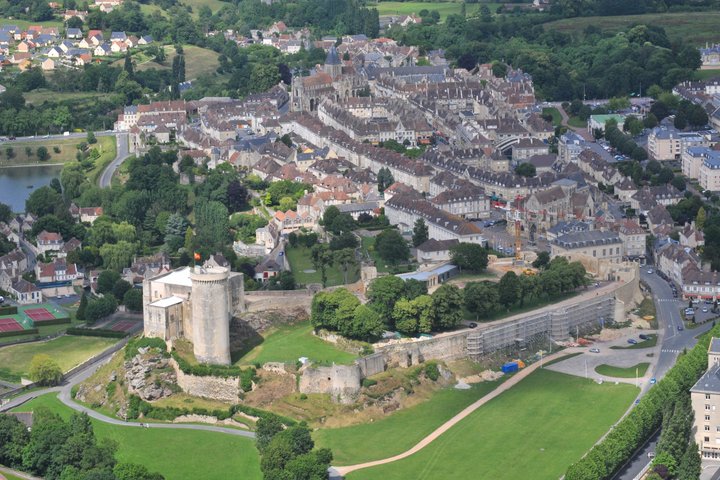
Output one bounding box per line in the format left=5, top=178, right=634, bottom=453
left=0, top=408, right=163, bottom=480
left=566, top=324, right=719, bottom=480
left=256, top=419, right=333, bottom=480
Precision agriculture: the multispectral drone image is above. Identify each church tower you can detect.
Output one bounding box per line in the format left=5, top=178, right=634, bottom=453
left=324, top=45, right=342, bottom=80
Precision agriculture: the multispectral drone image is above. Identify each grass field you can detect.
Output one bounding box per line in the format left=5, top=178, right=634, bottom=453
left=544, top=12, right=720, bottom=45
left=695, top=69, right=720, bottom=81
left=182, top=0, right=230, bottom=13
left=286, top=245, right=360, bottom=287
left=0, top=138, right=87, bottom=166
left=24, top=90, right=107, bottom=106
left=235, top=321, right=357, bottom=366
left=88, top=136, right=117, bottom=184
left=315, top=378, right=506, bottom=465
left=371, top=1, right=500, bottom=20
left=0, top=18, right=62, bottom=29
left=611, top=334, right=657, bottom=350
left=567, top=116, right=587, bottom=129
left=132, top=45, right=220, bottom=81
left=12, top=394, right=262, bottom=480
left=542, top=107, right=562, bottom=127
left=595, top=362, right=649, bottom=379
left=0, top=336, right=116, bottom=382
left=347, top=370, right=637, bottom=480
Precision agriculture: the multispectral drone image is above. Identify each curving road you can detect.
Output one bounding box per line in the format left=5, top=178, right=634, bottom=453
left=0, top=346, right=255, bottom=439
left=98, top=133, right=130, bottom=188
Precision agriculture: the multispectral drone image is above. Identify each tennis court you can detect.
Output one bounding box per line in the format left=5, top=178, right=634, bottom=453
left=24, top=307, right=57, bottom=322
left=0, top=317, right=23, bottom=333
left=17, top=303, right=70, bottom=325
left=109, top=320, right=138, bottom=332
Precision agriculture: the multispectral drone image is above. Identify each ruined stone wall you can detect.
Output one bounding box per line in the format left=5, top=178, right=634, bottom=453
left=299, top=364, right=362, bottom=404
left=171, top=358, right=240, bottom=403
left=244, top=290, right=314, bottom=313
left=376, top=331, right=468, bottom=368
left=356, top=353, right=386, bottom=377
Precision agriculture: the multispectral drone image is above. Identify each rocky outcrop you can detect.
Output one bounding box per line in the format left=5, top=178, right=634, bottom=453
left=124, top=353, right=175, bottom=401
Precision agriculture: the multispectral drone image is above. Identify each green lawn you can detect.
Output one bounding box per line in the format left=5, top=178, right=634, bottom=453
left=567, top=116, right=588, bottom=129
left=695, top=69, right=720, bottom=81
left=0, top=18, right=62, bottom=29
left=542, top=107, right=562, bottom=127
left=595, top=362, right=649, bottom=379
left=24, top=90, right=107, bottom=106
left=0, top=138, right=87, bottom=166
left=88, top=136, right=118, bottom=184
left=182, top=0, right=230, bottom=14
left=347, top=370, right=637, bottom=480
left=610, top=334, right=657, bottom=350
left=131, top=45, right=220, bottom=81
left=12, top=394, right=262, bottom=480
left=544, top=11, right=720, bottom=45
left=235, top=321, right=357, bottom=366
left=286, top=245, right=360, bottom=287
left=0, top=336, right=116, bottom=382
left=371, top=1, right=501, bottom=21
left=315, top=378, right=506, bottom=465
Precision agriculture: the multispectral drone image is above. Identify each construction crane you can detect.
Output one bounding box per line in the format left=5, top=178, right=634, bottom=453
left=513, top=195, right=524, bottom=264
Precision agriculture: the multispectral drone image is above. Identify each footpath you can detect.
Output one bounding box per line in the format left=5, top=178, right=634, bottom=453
left=334, top=348, right=580, bottom=476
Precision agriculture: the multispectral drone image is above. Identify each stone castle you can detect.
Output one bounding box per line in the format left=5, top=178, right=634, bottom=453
left=143, top=266, right=244, bottom=365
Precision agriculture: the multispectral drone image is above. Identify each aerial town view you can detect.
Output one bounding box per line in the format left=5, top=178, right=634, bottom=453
left=1, top=0, right=720, bottom=479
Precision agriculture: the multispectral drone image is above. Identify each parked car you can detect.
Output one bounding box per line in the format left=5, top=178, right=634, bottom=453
left=468, top=322, right=478, bottom=329
left=647, top=269, right=653, bottom=274
left=703, top=308, right=709, bottom=313
left=639, top=334, right=649, bottom=340
left=678, top=325, right=684, bottom=331
left=628, top=339, right=638, bottom=344
left=589, top=348, right=600, bottom=353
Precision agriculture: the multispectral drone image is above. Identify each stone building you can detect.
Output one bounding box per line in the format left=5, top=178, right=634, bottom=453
left=143, top=266, right=244, bottom=365
left=550, top=230, right=623, bottom=264
left=691, top=338, right=720, bottom=458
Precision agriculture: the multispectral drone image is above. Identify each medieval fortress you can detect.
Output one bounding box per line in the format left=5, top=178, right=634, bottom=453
left=142, top=266, right=245, bottom=365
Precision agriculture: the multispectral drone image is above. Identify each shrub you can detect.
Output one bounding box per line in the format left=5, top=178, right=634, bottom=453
left=361, top=378, right=377, bottom=388
left=299, top=393, right=308, bottom=400
left=67, top=327, right=126, bottom=338
left=424, top=362, right=440, bottom=381
left=125, top=337, right=168, bottom=360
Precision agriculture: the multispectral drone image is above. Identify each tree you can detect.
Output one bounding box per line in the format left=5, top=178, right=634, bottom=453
left=226, top=180, right=248, bottom=212
left=333, top=248, right=357, bottom=285
left=412, top=219, right=429, bottom=247
left=676, top=442, right=701, bottom=480
left=123, top=289, right=143, bottom=312
left=498, top=271, right=520, bottom=309
left=450, top=243, right=488, bottom=272
left=464, top=281, right=499, bottom=321
left=350, top=304, right=385, bottom=340
left=114, top=463, right=164, bottom=480
left=0, top=202, right=12, bottom=223
left=403, top=278, right=427, bottom=300
left=76, top=294, right=88, bottom=321
left=85, top=295, right=118, bottom=324
left=696, top=206, right=706, bottom=231
left=26, top=186, right=62, bottom=217
left=5, top=146, right=13, bottom=159
left=367, top=275, right=406, bottom=326
left=123, top=52, right=134, bottom=76
left=36, top=146, right=49, bottom=161
left=515, top=162, right=536, bottom=177
left=256, top=416, right=284, bottom=453
left=112, top=279, right=132, bottom=301
left=99, top=240, right=136, bottom=273
left=87, top=131, right=97, bottom=144
left=375, top=229, right=409, bottom=264
left=431, top=284, right=463, bottom=330
left=0, top=414, right=29, bottom=468
left=96, top=270, right=120, bottom=294
left=195, top=200, right=230, bottom=252
left=250, top=63, right=280, bottom=93
left=674, top=111, right=688, bottom=130
left=393, top=298, right=420, bottom=334
left=532, top=251, right=550, bottom=269
left=310, top=244, right=333, bottom=287
left=29, top=354, right=63, bottom=386
left=377, top=167, right=394, bottom=193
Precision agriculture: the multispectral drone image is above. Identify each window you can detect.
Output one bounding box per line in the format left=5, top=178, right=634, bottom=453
left=706, top=425, right=711, bottom=431
left=707, top=404, right=712, bottom=410
left=706, top=437, right=711, bottom=442
left=708, top=394, right=712, bottom=400
left=707, top=415, right=712, bottom=421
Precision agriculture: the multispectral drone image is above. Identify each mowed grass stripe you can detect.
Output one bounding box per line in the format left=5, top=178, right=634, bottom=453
left=12, top=394, right=262, bottom=480
left=347, top=369, right=637, bottom=480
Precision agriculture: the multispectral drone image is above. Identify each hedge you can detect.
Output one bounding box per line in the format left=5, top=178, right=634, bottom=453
left=67, top=327, right=127, bottom=339
left=565, top=325, right=718, bottom=480
left=0, top=305, right=18, bottom=315
left=125, top=337, right=168, bottom=360
left=0, top=328, right=38, bottom=338
left=126, top=394, right=295, bottom=426
left=30, top=317, right=71, bottom=326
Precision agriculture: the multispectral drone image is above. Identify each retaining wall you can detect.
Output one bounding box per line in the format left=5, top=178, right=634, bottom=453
left=244, top=290, right=314, bottom=312
left=170, top=358, right=240, bottom=403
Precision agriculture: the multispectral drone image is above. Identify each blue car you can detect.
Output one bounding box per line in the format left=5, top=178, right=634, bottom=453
left=628, top=339, right=638, bottom=344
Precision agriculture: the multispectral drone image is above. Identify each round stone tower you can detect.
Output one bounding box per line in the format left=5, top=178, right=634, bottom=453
left=189, top=266, right=231, bottom=365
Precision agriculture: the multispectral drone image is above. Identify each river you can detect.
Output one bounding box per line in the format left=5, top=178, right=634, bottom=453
left=0, top=164, right=63, bottom=213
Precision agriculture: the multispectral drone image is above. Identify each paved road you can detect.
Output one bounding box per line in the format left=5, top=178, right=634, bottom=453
left=0, top=343, right=256, bottom=440
left=98, top=133, right=130, bottom=188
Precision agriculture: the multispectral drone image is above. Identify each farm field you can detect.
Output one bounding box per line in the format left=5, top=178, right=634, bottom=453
left=346, top=370, right=637, bottom=480
left=12, top=394, right=262, bottom=480
left=595, top=362, right=649, bottom=379
left=133, top=45, right=220, bottom=81
left=0, top=18, right=62, bottom=29
left=286, top=245, right=360, bottom=287
left=544, top=12, right=720, bottom=45
left=371, top=1, right=500, bottom=20
left=0, top=335, right=116, bottom=382
left=235, top=321, right=357, bottom=366
left=315, top=378, right=506, bottom=465
left=0, top=138, right=86, bottom=166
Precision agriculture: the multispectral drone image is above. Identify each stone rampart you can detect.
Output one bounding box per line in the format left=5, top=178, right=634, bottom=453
left=299, top=364, right=362, bottom=404
left=376, top=331, right=468, bottom=368
left=356, top=353, right=386, bottom=377
left=170, top=358, right=240, bottom=403
left=244, top=290, right=314, bottom=312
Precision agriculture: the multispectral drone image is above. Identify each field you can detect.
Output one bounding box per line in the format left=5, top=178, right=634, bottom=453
left=315, top=378, right=506, bottom=465
left=542, top=107, right=562, bottom=127
left=0, top=335, right=116, bottom=382
left=595, top=362, right=649, bottom=379
left=286, top=245, right=360, bottom=286
left=346, top=370, right=637, bottom=480
left=24, top=90, right=107, bottom=106
left=567, top=116, right=587, bottom=129
left=132, top=45, right=220, bottom=81
left=0, top=138, right=86, bottom=166
left=0, top=18, right=62, bottom=29
left=695, top=69, right=720, bottom=81
left=12, top=394, right=262, bottom=480
left=371, top=1, right=500, bottom=20
left=235, top=321, right=357, bottom=366
left=88, top=136, right=118, bottom=184
left=182, top=0, right=230, bottom=13
left=544, top=12, right=720, bottom=45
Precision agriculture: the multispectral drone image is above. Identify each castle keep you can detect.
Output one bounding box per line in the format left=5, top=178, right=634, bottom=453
left=142, top=266, right=245, bottom=365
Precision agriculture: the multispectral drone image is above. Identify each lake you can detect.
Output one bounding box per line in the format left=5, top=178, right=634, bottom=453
left=0, top=165, right=63, bottom=213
